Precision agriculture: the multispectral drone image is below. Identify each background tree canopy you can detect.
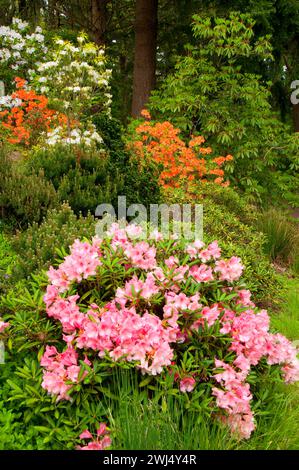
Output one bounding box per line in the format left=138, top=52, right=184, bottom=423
left=0, top=0, right=298, bottom=128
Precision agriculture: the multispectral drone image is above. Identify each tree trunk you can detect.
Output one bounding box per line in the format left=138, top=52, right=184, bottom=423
left=91, top=0, right=108, bottom=46
left=131, top=0, right=158, bottom=117
left=293, top=103, right=299, bottom=132
left=18, top=0, right=27, bottom=15
left=48, top=0, right=59, bottom=28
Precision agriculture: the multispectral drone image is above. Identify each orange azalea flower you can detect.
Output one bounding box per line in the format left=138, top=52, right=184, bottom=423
left=128, top=115, right=231, bottom=191
left=0, top=77, right=67, bottom=146
left=189, top=135, right=205, bottom=147
left=199, top=147, right=212, bottom=155
left=213, top=156, right=226, bottom=166
left=140, top=109, right=151, bottom=120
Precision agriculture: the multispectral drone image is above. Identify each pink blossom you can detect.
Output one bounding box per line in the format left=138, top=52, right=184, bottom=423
left=207, top=241, right=221, bottom=259
left=180, top=376, right=196, bottom=392
left=78, top=441, right=104, bottom=450
left=124, top=241, right=156, bottom=270
left=47, top=239, right=102, bottom=292
left=79, top=430, right=93, bottom=440
left=190, top=264, right=214, bottom=283
left=192, top=305, right=221, bottom=330
left=215, top=257, right=244, bottom=282
left=223, top=412, right=255, bottom=440
left=125, top=223, right=144, bottom=238
left=201, top=305, right=221, bottom=327
left=97, top=423, right=107, bottom=436
left=186, top=240, right=205, bottom=258
left=212, top=359, right=254, bottom=438
left=165, top=256, right=179, bottom=268
left=150, top=229, right=164, bottom=241
left=172, top=265, right=189, bottom=282
left=0, top=321, right=9, bottom=333
left=41, top=346, right=81, bottom=401
left=236, top=289, right=255, bottom=307
left=77, top=424, right=111, bottom=451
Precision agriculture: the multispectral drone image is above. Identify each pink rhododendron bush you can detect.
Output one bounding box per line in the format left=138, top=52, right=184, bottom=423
left=36, top=222, right=299, bottom=443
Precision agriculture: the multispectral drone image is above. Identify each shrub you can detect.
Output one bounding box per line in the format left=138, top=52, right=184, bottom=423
left=127, top=111, right=233, bottom=192
left=2, top=223, right=298, bottom=446
left=93, top=114, right=161, bottom=209
left=0, top=147, right=58, bottom=228
left=0, top=18, right=47, bottom=89
left=0, top=145, right=12, bottom=192
left=0, top=231, right=16, bottom=295
left=26, top=145, right=120, bottom=216
left=0, top=77, right=67, bottom=147
left=33, top=34, right=111, bottom=121
left=11, top=203, right=96, bottom=281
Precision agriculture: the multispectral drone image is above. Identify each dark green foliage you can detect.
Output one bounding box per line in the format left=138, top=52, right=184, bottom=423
left=26, top=145, right=120, bottom=216
left=0, top=147, right=58, bottom=228
left=0, top=231, right=16, bottom=295
left=150, top=13, right=298, bottom=203
left=92, top=114, right=161, bottom=208
left=11, top=203, right=96, bottom=280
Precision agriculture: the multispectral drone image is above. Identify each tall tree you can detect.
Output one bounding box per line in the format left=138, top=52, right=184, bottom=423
left=131, top=0, right=158, bottom=117
left=91, top=0, right=108, bottom=46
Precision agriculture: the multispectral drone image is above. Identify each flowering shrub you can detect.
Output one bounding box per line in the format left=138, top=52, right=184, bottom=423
left=0, top=77, right=66, bottom=146
left=40, top=223, right=299, bottom=441
left=0, top=77, right=103, bottom=149
left=45, top=123, right=103, bottom=148
left=0, top=18, right=47, bottom=86
left=34, top=34, right=112, bottom=120
left=128, top=110, right=233, bottom=192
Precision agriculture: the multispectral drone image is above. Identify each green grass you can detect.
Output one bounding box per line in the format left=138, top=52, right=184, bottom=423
left=257, top=208, right=299, bottom=273
left=271, top=277, right=299, bottom=341
left=102, top=370, right=299, bottom=450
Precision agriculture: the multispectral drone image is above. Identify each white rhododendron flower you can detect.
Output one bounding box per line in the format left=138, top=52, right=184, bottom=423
left=34, top=34, right=111, bottom=118
left=45, top=123, right=103, bottom=147
left=0, top=18, right=47, bottom=81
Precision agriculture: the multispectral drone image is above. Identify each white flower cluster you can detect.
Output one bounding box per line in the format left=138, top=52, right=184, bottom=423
left=0, top=18, right=47, bottom=75
left=0, top=94, right=22, bottom=109
left=35, top=35, right=112, bottom=116
left=46, top=123, right=104, bottom=147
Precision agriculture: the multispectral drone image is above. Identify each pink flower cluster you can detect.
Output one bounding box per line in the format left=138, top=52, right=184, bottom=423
left=75, top=302, right=175, bottom=375
left=180, top=376, right=196, bottom=392
left=212, top=359, right=254, bottom=440
left=108, top=223, right=157, bottom=270
left=41, top=345, right=81, bottom=401
left=47, top=238, right=102, bottom=292
left=211, top=296, right=299, bottom=438
left=215, top=256, right=244, bottom=282
left=77, top=424, right=111, bottom=450
left=186, top=240, right=221, bottom=261
left=40, top=223, right=299, bottom=441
